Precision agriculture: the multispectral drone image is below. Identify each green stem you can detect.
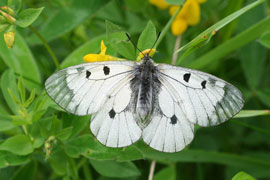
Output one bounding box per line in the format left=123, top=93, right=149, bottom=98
left=29, top=25, right=60, bottom=70
left=231, top=119, right=270, bottom=135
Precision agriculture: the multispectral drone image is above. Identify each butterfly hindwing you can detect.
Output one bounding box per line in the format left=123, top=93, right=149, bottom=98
left=143, top=85, right=194, bottom=152
left=90, top=83, right=142, bottom=147
left=45, top=61, right=136, bottom=116
left=157, top=63, right=244, bottom=127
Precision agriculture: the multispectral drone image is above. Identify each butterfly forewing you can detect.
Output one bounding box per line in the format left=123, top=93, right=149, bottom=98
left=45, top=61, right=136, bottom=116
left=157, top=63, right=244, bottom=127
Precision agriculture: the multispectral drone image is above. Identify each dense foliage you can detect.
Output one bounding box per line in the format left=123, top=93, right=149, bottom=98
left=0, top=0, right=269, bottom=179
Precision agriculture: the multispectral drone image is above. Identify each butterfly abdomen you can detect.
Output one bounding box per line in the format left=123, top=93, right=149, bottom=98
left=130, top=58, right=161, bottom=126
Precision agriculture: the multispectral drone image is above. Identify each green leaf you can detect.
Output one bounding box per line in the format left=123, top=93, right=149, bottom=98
left=17, top=77, right=26, bottom=104
left=232, top=171, right=256, bottom=180
left=56, top=127, right=73, bottom=141
left=240, top=41, right=266, bottom=88
left=0, top=135, right=33, bottom=155
left=1, top=70, right=20, bottom=114
left=24, top=89, right=35, bottom=108
left=154, top=166, right=176, bottom=180
left=155, top=7, right=181, bottom=49
left=65, top=135, right=143, bottom=161
left=257, top=90, right=270, bottom=107
left=137, top=20, right=156, bottom=54
left=176, top=0, right=266, bottom=60
left=0, top=32, right=42, bottom=93
left=106, top=21, right=135, bottom=60
left=0, top=151, right=29, bottom=168
left=27, top=0, right=109, bottom=44
left=234, top=110, right=270, bottom=118
left=165, top=0, right=185, bottom=5
left=188, top=17, right=270, bottom=70
left=0, top=24, right=9, bottom=33
left=138, top=144, right=270, bottom=173
left=89, top=160, right=140, bottom=178
left=49, top=147, right=68, bottom=176
left=61, top=34, right=106, bottom=68
left=12, top=161, right=37, bottom=180
left=16, top=7, right=44, bottom=28
left=258, top=32, right=270, bottom=48
left=0, top=115, right=15, bottom=132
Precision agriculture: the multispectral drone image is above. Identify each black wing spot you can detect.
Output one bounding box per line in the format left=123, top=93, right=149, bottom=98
left=183, top=73, right=191, bottom=82
left=109, top=109, right=116, bottom=119
left=103, top=66, right=110, bottom=75
left=201, top=80, right=207, bottom=89
left=170, top=115, right=177, bottom=125
left=86, top=70, right=91, bottom=78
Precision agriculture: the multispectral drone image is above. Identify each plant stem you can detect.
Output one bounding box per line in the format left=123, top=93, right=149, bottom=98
left=172, top=35, right=182, bottom=65
left=29, top=25, right=61, bottom=70
left=148, top=160, right=156, bottom=180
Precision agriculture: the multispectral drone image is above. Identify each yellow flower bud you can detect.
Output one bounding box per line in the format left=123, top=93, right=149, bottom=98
left=181, top=0, right=200, bottom=26
left=4, top=31, right=15, bottom=48
left=149, top=0, right=169, bottom=9
left=171, top=18, right=187, bottom=36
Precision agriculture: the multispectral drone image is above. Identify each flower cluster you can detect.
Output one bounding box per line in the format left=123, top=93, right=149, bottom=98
left=149, top=0, right=206, bottom=36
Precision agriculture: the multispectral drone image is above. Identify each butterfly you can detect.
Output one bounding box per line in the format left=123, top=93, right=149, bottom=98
left=45, top=45, right=244, bottom=153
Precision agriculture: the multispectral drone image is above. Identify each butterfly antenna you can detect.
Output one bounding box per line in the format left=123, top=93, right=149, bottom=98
left=149, top=32, right=161, bottom=55
left=125, top=33, right=145, bottom=56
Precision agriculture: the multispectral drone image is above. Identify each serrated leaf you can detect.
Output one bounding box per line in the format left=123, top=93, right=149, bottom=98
left=16, top=7, right=44, bottom=28
left=0, top=135, right=33, bottom=155
left=90, top=160, right=140, bottom=178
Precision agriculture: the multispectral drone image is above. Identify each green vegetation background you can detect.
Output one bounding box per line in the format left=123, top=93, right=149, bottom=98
left=0, top=0, right=269, bottom=179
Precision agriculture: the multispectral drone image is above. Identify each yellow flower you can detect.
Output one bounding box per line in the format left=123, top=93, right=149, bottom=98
left=149, top=0, right=169, bottom=9
left=83, top=40, right=118, bottom=62
left=168, top=0, right=206, bottom=35
left=137, top=49, right=156, bottom=61
left=181, top=0, right=200, bottom=26
left=4, top=31, right=15, bottom=48
left=171, top=18, right=187, bottom=36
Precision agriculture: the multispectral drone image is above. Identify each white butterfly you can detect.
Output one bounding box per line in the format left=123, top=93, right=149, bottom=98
left=45, top=53, right=244, bottom=153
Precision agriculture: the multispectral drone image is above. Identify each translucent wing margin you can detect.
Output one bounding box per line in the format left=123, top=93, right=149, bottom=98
left=45, top=61, right=137, bottom=116
left=157, top=63, right=244, bottom=127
